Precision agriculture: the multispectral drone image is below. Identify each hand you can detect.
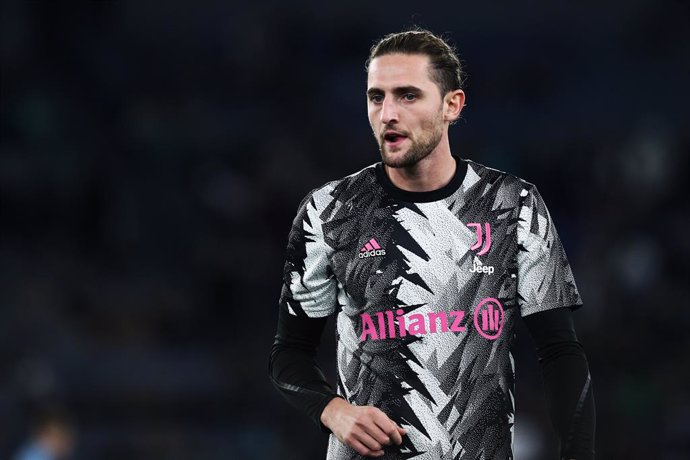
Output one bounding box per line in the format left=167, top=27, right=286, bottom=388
left=320, top=397, right=407, bottom=457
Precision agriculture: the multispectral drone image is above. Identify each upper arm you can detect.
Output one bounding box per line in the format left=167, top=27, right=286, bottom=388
left=522, top=306, right=579, bottom=346
left=279, top=187, right=338, bottom=319
left=516, top=185, right=583, bottom=318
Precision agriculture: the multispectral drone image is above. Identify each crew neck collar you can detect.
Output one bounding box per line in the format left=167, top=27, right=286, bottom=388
left=375, top=154, right=468, bottom=203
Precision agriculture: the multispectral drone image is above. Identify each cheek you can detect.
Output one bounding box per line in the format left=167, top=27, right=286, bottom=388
left=416, top=112, right=438, bottom=131
left=425, top=107, right=444, bottom=127
left=368, top=113, right=379, bottom=130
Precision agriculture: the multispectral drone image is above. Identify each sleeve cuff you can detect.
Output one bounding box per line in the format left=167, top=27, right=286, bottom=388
left=317, top=394, right=345, bottom=435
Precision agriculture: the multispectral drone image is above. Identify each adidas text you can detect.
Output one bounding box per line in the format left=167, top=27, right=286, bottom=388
left=359, top=249, right=386, bottom=259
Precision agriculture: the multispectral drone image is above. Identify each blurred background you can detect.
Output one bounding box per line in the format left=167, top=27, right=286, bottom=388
left=1, top=1, right=688, bottom=459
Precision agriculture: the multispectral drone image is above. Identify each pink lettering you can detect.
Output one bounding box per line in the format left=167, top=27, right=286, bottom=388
left=407, top=313, right=426, bottom=335
left=360, top=313, right=378, bottom=341
left=375, top=312, right=386, bottom=339
left=386, top=310, right=396, bottom=338
left=359, top=306, right=499, bottom=341
left=449, top=310, right=466, bottom=332
left=428, top=311, right=449, bottom=333
left=396, top=309, right=407, bottom=337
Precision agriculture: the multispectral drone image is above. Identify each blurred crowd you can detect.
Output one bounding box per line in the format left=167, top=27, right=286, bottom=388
left=1, top=1, right=688, bottom=459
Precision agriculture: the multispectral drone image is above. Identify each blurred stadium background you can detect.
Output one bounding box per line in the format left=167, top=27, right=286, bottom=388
left=1, top=1, right=688, bottom=459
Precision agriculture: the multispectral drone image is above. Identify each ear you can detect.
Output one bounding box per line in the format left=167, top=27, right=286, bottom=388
left=444, top=90, right=466, bottom=122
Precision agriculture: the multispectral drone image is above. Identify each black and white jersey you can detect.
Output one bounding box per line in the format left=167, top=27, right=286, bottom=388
left=278, top=155, right=583, bottom=459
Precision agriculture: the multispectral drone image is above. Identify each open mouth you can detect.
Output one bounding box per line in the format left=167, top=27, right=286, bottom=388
left=384, top=132, right=408, bottom=146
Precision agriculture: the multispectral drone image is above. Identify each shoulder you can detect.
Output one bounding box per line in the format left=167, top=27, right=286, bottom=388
left=295, top=162, right=379, bottom=218
left=463, top=157, right=538, bottom=205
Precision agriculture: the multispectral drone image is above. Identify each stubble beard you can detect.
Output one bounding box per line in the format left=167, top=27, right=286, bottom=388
left=378, top=111, right=445, bottom=169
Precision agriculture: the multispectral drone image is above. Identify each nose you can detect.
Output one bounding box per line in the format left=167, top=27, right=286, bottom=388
left=380, top=97, right=398, bottom=125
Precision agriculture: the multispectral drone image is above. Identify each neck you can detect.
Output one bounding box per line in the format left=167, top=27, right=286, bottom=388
left=384, top=141, right=456, bottom=192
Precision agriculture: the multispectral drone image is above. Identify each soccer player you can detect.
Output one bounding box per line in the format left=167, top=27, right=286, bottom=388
left=269, top=28, right=595, bottom=459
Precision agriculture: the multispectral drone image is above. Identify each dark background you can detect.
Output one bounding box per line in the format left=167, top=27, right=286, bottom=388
left=1, top=1, right=688, bottom=459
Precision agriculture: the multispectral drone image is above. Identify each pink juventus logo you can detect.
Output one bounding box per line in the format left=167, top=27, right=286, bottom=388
left=467, top=222, right=491, bottom=255
left=473, top=297, right=504, bottom=340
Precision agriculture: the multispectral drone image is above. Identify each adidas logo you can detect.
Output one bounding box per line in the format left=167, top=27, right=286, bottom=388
left=359, top=238, right=386, bottom=259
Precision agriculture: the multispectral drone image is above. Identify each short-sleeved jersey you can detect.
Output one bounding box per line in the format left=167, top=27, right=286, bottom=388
left=279, top=155, right=583, bottom=459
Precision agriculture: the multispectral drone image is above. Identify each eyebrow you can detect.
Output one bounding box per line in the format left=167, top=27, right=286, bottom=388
left=366, top=85, right=424, bottom=98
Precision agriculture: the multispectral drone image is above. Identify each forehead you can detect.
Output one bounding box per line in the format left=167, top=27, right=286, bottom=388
left=367, top=53, right=435, bottom=90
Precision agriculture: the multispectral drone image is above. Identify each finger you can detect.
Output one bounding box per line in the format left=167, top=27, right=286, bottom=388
left=350, top=438, right=383, bottom=457
left=372, top=413, right=403, bottom=445
left=365, top=420, right=395, bottom=446
left=365, top=447, right=385, bottom=457
left=388, top=424, right=403, bottom=445
left=356, top=430, right=385, bottom=452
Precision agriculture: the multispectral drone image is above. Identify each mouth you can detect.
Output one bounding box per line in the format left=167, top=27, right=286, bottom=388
left=383, top=131, right=408, bottom=148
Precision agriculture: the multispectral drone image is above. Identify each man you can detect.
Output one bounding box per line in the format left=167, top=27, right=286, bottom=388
left=269, top=28, right=595, bottom=459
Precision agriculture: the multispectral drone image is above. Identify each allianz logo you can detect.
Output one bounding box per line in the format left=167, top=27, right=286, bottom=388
left=469, top=256, right=494, bottom=274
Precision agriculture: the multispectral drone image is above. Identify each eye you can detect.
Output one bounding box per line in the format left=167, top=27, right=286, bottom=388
left=403, top=93, right=416, bottom=101
left=370, top=94, right=383, bottom=103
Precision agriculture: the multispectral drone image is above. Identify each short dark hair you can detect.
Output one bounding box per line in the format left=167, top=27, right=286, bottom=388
left=365, top=27, right=466, bottom=97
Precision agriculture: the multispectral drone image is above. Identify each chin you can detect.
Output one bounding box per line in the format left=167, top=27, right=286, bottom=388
left=381, top=146, right=429, bottom=169
left=381, top=149, right=407, bottom=168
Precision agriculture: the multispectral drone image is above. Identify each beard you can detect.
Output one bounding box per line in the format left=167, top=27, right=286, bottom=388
left=378, top=111, right=444, bottom=169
